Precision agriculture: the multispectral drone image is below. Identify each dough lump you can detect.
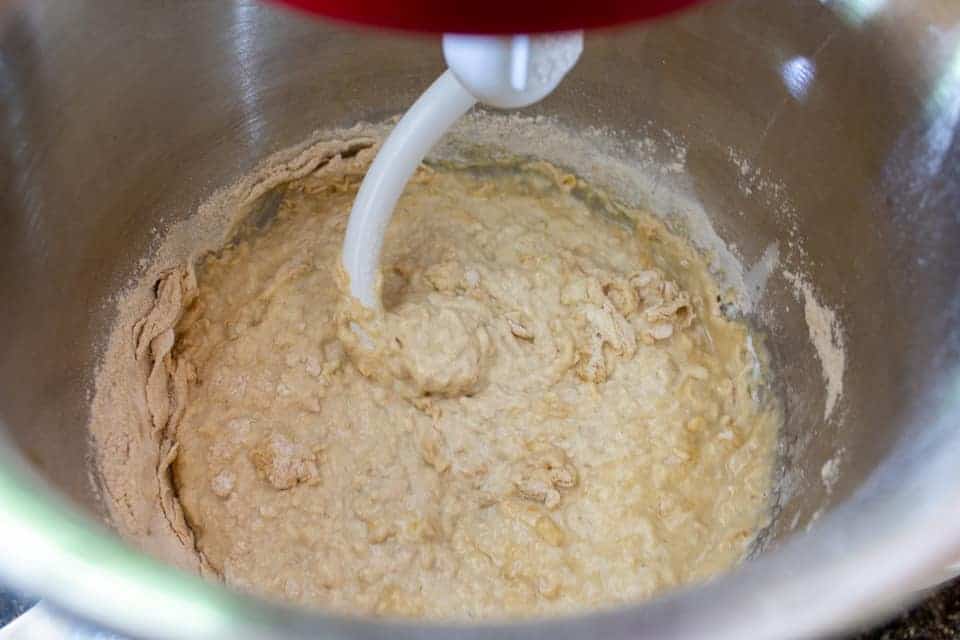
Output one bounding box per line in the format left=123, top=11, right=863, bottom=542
left=102, top=145, right=779, bottom=619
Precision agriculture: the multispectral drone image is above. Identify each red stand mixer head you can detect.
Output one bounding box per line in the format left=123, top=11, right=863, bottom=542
left=270, top=0, right=709, bottom=33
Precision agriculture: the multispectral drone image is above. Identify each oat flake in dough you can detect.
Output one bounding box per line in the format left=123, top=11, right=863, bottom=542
left=97, top=142, right=779, bottom=619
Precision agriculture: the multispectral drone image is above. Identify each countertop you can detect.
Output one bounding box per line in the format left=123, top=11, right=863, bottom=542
left=854, top=576, right=960, bottom=640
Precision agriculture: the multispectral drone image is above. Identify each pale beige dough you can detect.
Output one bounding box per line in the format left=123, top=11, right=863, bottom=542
left=95, top=142, right=779, bottom=620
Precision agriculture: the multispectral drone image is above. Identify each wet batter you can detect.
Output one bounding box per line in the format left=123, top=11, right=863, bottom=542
left=99, top=141, right=779, bottom=619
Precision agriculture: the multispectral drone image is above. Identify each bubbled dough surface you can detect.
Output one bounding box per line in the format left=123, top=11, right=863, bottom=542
left=165, top=156, right=778, bottom=619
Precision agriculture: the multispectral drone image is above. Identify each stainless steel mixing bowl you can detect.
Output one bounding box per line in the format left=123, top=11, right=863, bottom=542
left=0, top=0, right=958, bottom=638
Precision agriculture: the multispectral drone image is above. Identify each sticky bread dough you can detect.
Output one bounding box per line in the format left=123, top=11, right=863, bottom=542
left=95, top=142, right=779, bottom=619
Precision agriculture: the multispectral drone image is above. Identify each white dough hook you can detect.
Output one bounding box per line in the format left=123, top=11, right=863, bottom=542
left=341, top=32, right=583, bottom=310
